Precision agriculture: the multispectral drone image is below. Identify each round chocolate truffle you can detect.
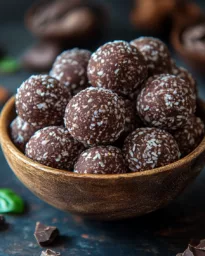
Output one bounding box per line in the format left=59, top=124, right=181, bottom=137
left=137, top=74, right=196, bottom=130
left=130, top=37, right=172, bottom=76
left=171, top=65, right=197, bottom=95
left=16, top=75, right=72, bottom=128
left=123, top=128, right=180, bottom=172
left=172, top=116, right=204, bottom=156
left=50, top=48, right=92, bottom=95
left=87, top=40, right=148, bottom=96
left=25, top=126, right=85, bottom=170
left=64, top=87, right=125, bottom=146
left=74, top=146, right=127, bottom=174
left=10, top=116, right=38, bottom=152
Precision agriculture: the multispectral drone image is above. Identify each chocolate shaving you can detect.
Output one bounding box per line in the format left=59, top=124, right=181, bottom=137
left=41, top=249, right=61, bottom=256
left=177, top=239, right=205, bottom=255
left=34, top=222, right=59, bottom=246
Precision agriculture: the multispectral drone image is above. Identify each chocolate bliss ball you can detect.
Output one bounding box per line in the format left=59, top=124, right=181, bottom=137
left=26, top=126, right=85, bottom=170
left=130, top=37, right=172, bottom=76
left=172, top=116, right=204, bottom=156
left=50, top=48, right=92, bottom=95
left=10, top=116, right=38, bottom=152
left=171, top=65, right=197, bottom=95
left=123, top=128, right=180, bottom=172
left=74, top=146, right=127, bottom=174
left=64, top=87, right=125, bottom=146
left=137, top=74, right=196, bottom=130
left=16, top=75, right=71, bottom=128
left=87, top=41, right=147, bottom=96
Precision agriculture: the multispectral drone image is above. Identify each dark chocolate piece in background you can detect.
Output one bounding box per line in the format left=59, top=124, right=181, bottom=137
left=182, top=23, right=205, bottom=55
left=34, top=222, right=59, bottom=246
left=25, top=0, right=106, bottom=42
left=130, top=0, right=176, bottom=34
left=21, top=41, right=62, bottom=72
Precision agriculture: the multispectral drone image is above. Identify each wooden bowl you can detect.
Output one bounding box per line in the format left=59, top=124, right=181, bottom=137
left=1, top=97, right=205, bottom=221
left=170, top=2, right=205, bottom=72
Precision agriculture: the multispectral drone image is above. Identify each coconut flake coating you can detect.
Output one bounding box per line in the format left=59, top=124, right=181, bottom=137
left=172, top=116, right=204, bottom=156
left=130, top=37, right=172, bottom=76
left=50, top=48, right=92, bottom=95
left=64, top=87, right=125, bottom=146
left=25, top=126, right=85, bottom=170
left=74, top=146, right=128, bottom=174
left=16, top=75, right=72, bottom=128
left=87, top=40, right=148, bottom=96
left=137, top=74, right=196, bottom=130
left=10, top=116, right=38, bottom=152
left=123, top=128, right=180, bottom=172
left=171, top=65, right=197, bottom=95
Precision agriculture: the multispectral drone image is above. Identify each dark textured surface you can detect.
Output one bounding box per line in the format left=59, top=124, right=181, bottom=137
left=1, top=0, right=205, bottom=255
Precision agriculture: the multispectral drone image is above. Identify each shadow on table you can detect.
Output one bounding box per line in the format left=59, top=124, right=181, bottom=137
left=76, top=170, right=205, bottom=250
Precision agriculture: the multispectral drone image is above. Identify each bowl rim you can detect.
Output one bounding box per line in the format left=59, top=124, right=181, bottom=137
left=1, top=96, right=205, bottom=180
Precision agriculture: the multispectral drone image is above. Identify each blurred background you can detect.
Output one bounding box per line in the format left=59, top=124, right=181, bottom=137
left=0, top=0, right=205, bottom=101
left=0, top=0, right=136, bottom=100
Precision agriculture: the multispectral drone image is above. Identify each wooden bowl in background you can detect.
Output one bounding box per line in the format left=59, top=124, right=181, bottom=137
left=1, top=97, right=205, bottom=221
left=171, top=17, right=205, bottom=72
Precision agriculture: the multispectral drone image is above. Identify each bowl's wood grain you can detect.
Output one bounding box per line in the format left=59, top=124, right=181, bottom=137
left=1, top=97, right=205, bottom=220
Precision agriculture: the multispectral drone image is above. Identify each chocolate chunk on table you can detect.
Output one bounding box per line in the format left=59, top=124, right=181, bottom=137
left=34, top=222, right=59, bottom=246
left=177, top=239, right=205, bottom=256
